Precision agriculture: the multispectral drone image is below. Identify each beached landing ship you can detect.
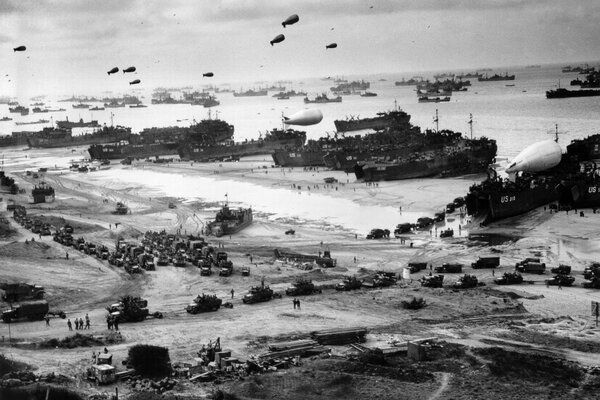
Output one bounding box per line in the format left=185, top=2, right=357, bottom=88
left=465, top=134, right=600, bottom=222
left=30, top=181, right=55, bottom=204
left=354, top=133, right=497, bottom=182
left=88, top=117, right=234, bottom=160
left=207, top=204, right=252, bottom=237
left=178, top=128, right=306, bottom=162
left=334, top=106, right=411, bottom=132
left=28, top=125, right=132, bottom=149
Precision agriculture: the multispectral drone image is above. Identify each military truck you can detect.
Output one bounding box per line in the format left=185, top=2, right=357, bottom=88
left=515, top=257, right=541, bottom=268
left=394, top=223, right=413, bottom=236
left=112, top=202, right=128, bottom=215
left=218, top=260, right=234, bottom=277
left=242, top=283, right=276, bottom=304
left=408, top=262, right=428, bottom=273
left=186, top=294, right=222, bottom=313
left=335, top=276, right=362, bottom=291
left=452, top=274, right=479, bottom=289
left=584, top=264, right=600, bottom=280
left=173, top=253, right=186, bottom=267
left=241, top=266, right=250, bottom=276
left=439, top=228, right=454, bottom=238
left=366, top=228, right=389, bottom=239
left=472, top=257, right=500, bottom=269
left=2, top=300, right=49, bottom=322
left=494, top=272, right=524, bottom=285
left=434, top=263, right=463, bottom=273
left=106, top=296, right=150, bottom=323
left=0, top=283, right=45, bottom=302
left=285, top=279, right=322, bottom=296
left=433, top=211, right=445, bottom=223
left=419, top=275, right=444, bottom=288
left=516, top=261, right=545, bottom=274
left=199, top=259, right=212, bottom=276
left=87, top=364, right=116, bottom=385
left=551, top=264, right=571, bottom=275
left=416, top=217, right=434, bottom=229
left=547, top=275, right=575, bottom=287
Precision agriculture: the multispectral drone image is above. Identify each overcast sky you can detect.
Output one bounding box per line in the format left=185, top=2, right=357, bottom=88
left=1, top=0, right=600, bottom=97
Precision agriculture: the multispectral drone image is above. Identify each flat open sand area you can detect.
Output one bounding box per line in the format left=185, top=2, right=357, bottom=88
left=1, top=147, right=600, bottom=399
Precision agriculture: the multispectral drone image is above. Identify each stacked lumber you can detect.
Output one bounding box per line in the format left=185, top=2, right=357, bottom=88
left=311, top=327, right=368, bottom=345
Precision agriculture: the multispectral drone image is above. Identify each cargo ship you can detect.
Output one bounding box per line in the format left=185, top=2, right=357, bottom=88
left=395, top=77, right=423, bottom=86
left=546, top=88, right=600, bottom=99
left=354, top=134, right=497, bottom=182
left=477, top=73, right=515, bottom=82
left=56, top=118, right=100, bottom=129
left=418, top=96, right=451, bottom=103
left=88, top=117, right=234, bottom=160
left=465, top=134, right=600, bottom=222
left=304, top=94, right=342, bottom=103
left=178, top=128, right=306, bottom=162
left=9, top=106, right=29, bottom=115
left=232, top=89, right=268, bottom=97
left=271, top=90, right=307, bottom=98
left=27, top=125, right=132, bottom=148
left=330, top=80, right=370, bottom=93
left=207, top=204, right=252, bottom=237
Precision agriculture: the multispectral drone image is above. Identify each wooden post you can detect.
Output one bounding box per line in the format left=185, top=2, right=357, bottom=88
left=115, top=387, right=119, bottom=400
left=45, top=387, right=50, bottom=400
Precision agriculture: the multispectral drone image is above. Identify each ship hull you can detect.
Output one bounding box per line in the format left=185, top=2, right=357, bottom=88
left=88, top=142, right=180, bottom=160
left=28, top=131, right=131, bottom=148
left=355, top=146, right=496, bottom=182
left=334, top=113, right=411, bottom=132
left=271, top=150, right=326, bottom=167
left=179, top=137, right=304, bottom=162
left=466, top=183, right=558, bottom=222
left=546, top=89, right=600, bottom=99
left=557, top=180, right=600, bottom=209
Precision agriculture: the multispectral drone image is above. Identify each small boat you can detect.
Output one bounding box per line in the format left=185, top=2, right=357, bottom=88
left=360, top=92, right=377, bottom=97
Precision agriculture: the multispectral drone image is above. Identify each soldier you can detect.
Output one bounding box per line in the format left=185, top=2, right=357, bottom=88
left=293, top=298, right=297, bottom=309
left=296, top=299, right=301, bottom=310
left=79, top=317, right=84, bottom=330
left=107, top=315, right=113, bottom=330
left=114, top=318, right=119, bottom=331
left=66, top=252, right=69, bottom=260
left=45, top=315, right=50, bottom=326
left=67, top=319, right=72, bottom=331
left=74, top=318, right=79, bottom=330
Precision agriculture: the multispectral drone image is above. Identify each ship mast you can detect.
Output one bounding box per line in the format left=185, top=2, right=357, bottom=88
left=433, top=109, right=439, bottom=132
left=468, top=113, right=473, bottom=139
left=110, top=112, right=114, bottom=127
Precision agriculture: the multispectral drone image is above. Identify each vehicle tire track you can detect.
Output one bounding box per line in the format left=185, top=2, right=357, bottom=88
left=428, top=372, right=451, bottom=400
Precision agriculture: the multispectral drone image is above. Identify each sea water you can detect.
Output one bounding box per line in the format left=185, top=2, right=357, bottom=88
left=1, top=64, right=598, bottom=233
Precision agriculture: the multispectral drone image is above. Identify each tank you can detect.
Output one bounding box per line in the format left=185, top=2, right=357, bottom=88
left=186, top=294, right=222, bottom=313
left=112, top=202, right=128, bottom=215
left=452, top=274, right=479, bottom=289
left=419, top=275, right=444, bottom=288
left=547, top=275, right=575, bottom=287
left=550, top=264, right=571, bottom=275
left=335, top=276, right=362, bottom=291
left=285, top=278, right=321, bottom=296
left=242, top=284, right=275, bottom=304
left=494, top=272, right=524, bottom=285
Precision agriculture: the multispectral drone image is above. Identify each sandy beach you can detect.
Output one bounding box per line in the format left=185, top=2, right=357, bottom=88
left=1, top=149, right=600, bottom=398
